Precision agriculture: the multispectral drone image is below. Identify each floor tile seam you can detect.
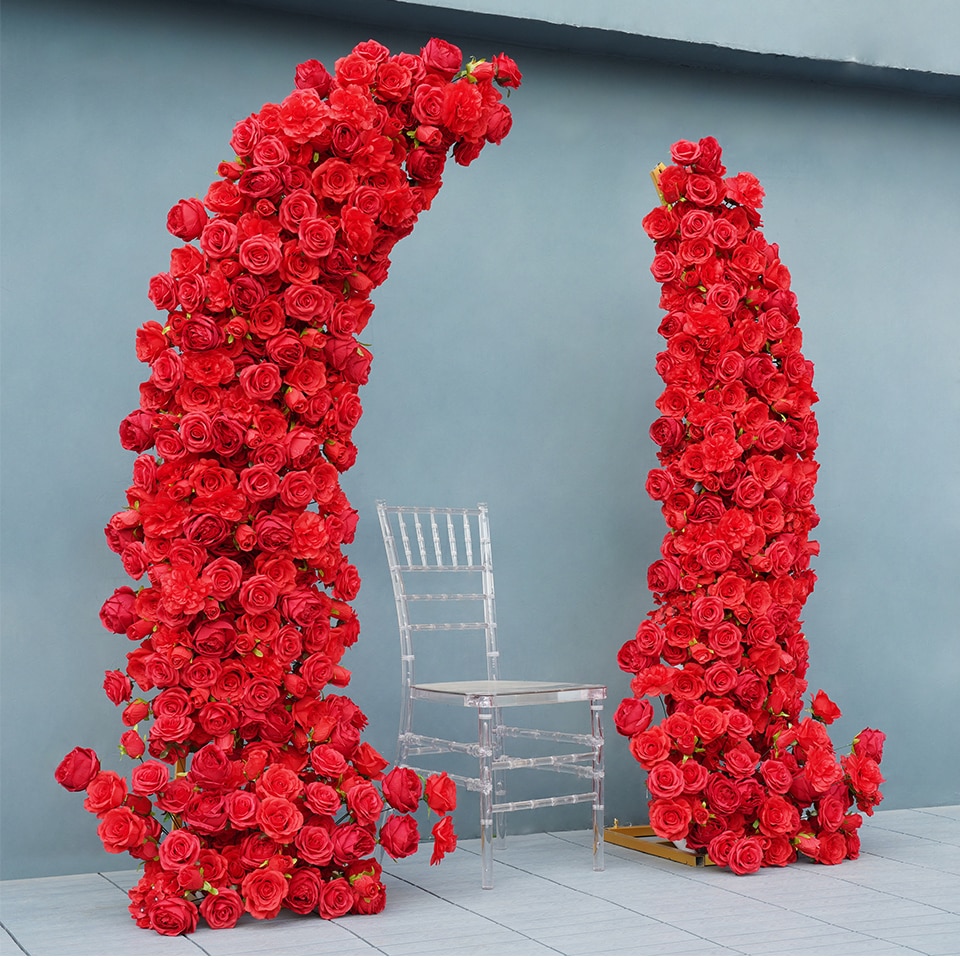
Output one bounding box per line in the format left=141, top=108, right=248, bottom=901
left=866, top=823, right=960, bottom=847
left=100, top=871, right=213, bottom=955
left=609, top=853, right=944, bottom=942
left=302, top=917, right=395, bottom=956
left=380, top=868, right=564, bottom=955
left=914, top=807, right=960, bottom=822
left=1, top=922, right=28, bottom=955
left=858, top=847, right=960, bottom=880
left=451, top=854, right=738, bottom=953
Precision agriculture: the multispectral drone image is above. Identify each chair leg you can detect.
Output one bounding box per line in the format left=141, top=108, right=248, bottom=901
left=478, top=708, right=494, bottom=889
left=591, top=698, right=605, bottom=872
left=492, top=707, right=507, bottom=850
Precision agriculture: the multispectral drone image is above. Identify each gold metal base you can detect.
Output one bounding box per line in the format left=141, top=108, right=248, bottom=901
left=604, top=823, right=714, bottom=868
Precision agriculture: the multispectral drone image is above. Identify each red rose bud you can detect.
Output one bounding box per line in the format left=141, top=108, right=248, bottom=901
left=424, top=771, right=457, bottom=814
left=55, top=746, right=101, bottom=792
left=613, top=697, right=655, bottom=737
left=294, top=58, right=332, bottom=95
left=852, top=727, right=886, bottom=762
left=429, top=814, right=457, bottom=865
left=120, top=729, right=146, bottom=759
left=351, top=742, right=389, bottom=780
left=99, top=587, right=138, bottom=634
left=811, top=689, right=842, bottom=724
left=166, top=198, right=208, bottom=241
left=492, top=52, right=522, bottom=88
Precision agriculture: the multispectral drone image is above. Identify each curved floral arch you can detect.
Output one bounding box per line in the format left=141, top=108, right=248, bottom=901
left=56, top=38, right=521, bottom=936
left=615, top=137, right=885, bottom=875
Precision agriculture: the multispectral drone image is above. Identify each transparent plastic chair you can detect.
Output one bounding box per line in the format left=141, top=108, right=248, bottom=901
left=376, top=501, right=606, bottom=888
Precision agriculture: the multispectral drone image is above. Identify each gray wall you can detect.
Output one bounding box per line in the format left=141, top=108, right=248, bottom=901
left=2, top=0, right=958, bottom=879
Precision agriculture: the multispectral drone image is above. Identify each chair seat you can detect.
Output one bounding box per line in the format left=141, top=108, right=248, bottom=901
left=412, top=680, right=607, bottom=708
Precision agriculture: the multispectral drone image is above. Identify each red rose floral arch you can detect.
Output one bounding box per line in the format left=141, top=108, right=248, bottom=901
left=615, top=137, right=886, bottom=875
left=55, top=38, right=521, bottom=936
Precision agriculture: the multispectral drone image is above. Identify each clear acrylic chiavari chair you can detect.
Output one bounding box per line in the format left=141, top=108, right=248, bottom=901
left=376, top=501, right=606, bottom=888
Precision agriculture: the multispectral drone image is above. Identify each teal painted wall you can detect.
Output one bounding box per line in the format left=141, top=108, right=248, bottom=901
left=2, top=0, right=958, bottom=877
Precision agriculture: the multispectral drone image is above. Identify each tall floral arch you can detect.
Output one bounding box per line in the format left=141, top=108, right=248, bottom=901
left=56, top=38, right=521, bottom=936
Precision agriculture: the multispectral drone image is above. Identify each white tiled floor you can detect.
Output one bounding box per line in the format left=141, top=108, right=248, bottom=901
left=2, top=806, right=958, bottom=957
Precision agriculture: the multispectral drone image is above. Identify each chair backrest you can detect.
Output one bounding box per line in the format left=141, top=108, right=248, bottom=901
left=376, top=502, right=500, bottom=687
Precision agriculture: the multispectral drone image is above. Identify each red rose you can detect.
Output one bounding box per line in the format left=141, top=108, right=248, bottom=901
left=97, top=806, right=147, bottom=853
left=200, top=889, right=244, bottom=929
left=420, top=37, right=462, bottom=79
left=670, top=139, right=701, bottom=165
left=629, top=726, right=671, bottom=768
left=242, top=867, right=289, bottom=920
left=613, top=697, right=654, bottom=737
left=166, top=198, right=208, bottom=241
left=816, top=790, right=849, bottom=832
left=149, top=896, right=199, bottom=936
left=120, top=729, right=145, bottom=759
left=727, top=836, right=765, bottom=875
left=759, top=759, right=794, bottom=794
left=55, top=747, right=100, bottom=792
left=298, top=217, right=337, bottom=259
left=758, top=795, right=801, bottom=836
left=102, top=669, right=132, bottom=706
left=100, top=586, right=138, bottom=634
left=189, top=745, right=237, bottom=791
left=424, top=771, right=457, bottom=815
left=332, top=823, right=376, bottom=865
left=704, top=774, right=743, bottom=815
left=318, top=877, right=354, bottom=920
left=295, top=822, right=335, bottom=865
left=257, top=765, right=303, bottom=801
left=294, top=58, right=333, bottom=95
left=647, top=761, right=685, bottom=799
left=237, top=574, right=279, bottom=616
left=284, top=867, right=323, bottom=916
left=238, top=362, right=282, bottom=401
left=351, top=742, right=389, bottom=779
left=381, top=766, right=423, bottom=813
left=724, top=741, right=760, bottom=779
left=352, top=873, right=387, bottom=915
left=158, top=828, right=202, bottom=870
left=83, top=770, right=127, bottom=815
left=305, top=781, right=342, bottom=817
left=257, top=796, right=305, bottom=844
left=430, top=814, right=457, bottom=865
left=680, top=759, right=709, bottom=794
left=492, top=52, right=522, bottom=88
left=346, top=780, right=384, bottom=827
left=810, top=689, right=842, bottom=724
left=311, top=746, right=347, bottom=779
left=816, top=831, right=847, bottom=865
left=380, top=814, right=420, bottom=859
left=225, top=789, right=259, bottom=829
left=804, top=746, right=844, bottom=793
left=647, top=797, right=692, bottom=840
left=324, top=337, right=373, bottom=385
left=853, top=728, right=886, bottom=762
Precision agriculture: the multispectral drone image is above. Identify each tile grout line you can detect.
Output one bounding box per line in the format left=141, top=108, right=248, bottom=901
left=433, top=836, right=739, bottom=954
left=573, top=839, right=934, bottom=954
left=380, top=867, right=565, bottom=955
left=98, top=872, right=211, bottom=955
left=1, top=921, right=29, bottom=955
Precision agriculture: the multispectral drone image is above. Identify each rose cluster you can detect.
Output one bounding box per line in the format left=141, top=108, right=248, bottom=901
left=616, top=136, right=885, bottom=874
left=56, top=38, right=520, bottom=934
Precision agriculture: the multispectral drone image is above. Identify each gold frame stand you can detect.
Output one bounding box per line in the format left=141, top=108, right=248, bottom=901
left=604, top=821, right=715, bottom=868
